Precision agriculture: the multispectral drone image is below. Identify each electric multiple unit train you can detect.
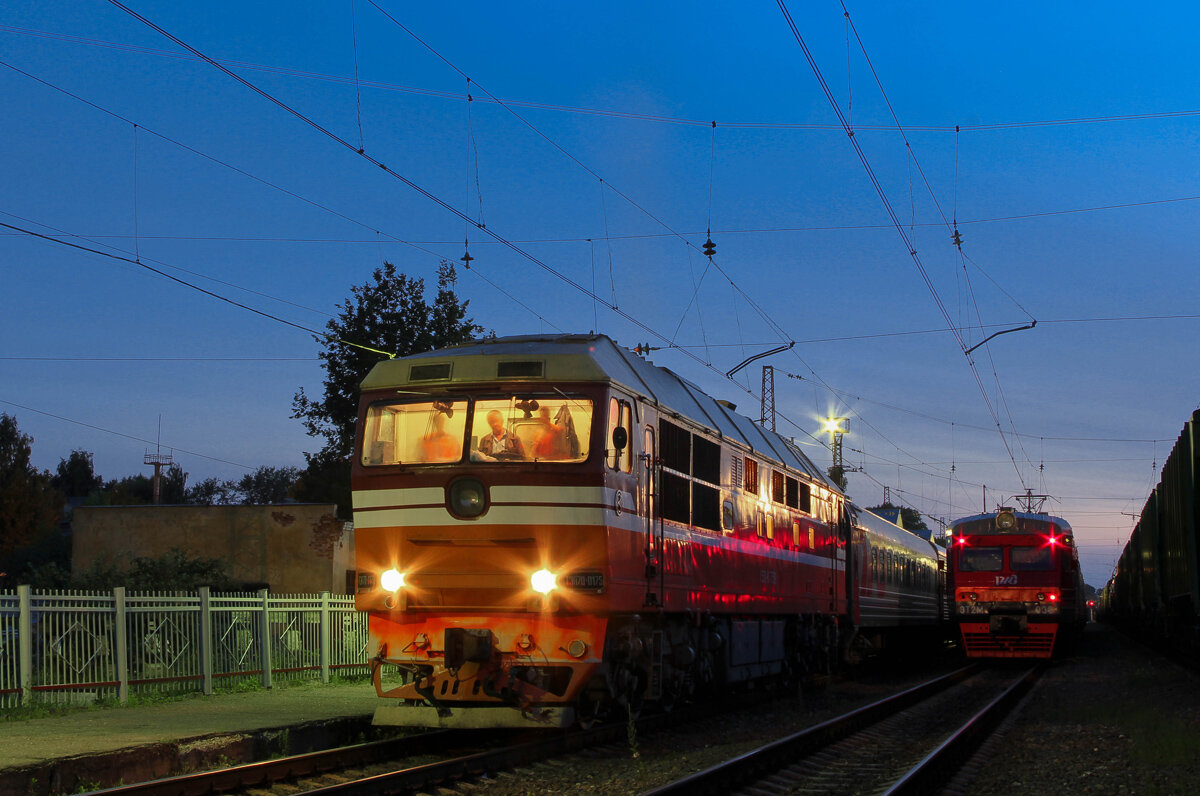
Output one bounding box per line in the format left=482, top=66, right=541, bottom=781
left=947, top=502, right=1086, bottom=658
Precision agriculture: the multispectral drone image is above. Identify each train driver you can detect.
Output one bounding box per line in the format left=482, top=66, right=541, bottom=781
left=473, top=410, right=526, bottom=461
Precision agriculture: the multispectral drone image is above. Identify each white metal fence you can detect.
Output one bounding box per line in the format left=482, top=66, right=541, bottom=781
left=0, top=586, right=369, bottom=709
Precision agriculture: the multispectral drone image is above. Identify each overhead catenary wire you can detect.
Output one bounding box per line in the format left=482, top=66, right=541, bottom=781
left=0, top=398, right=254, bottom=470
left=0, top=219, right=397, bottom=359
left=7, top=24, right=1200, bottom=134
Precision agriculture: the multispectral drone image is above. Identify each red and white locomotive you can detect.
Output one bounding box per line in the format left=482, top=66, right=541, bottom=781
left=353, top=334, right=943, bottom=728
left=947, top=499, right=1086, bottom=658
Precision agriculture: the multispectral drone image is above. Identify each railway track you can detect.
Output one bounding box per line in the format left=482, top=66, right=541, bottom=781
left=83, top=664, right=991, bottom=796
left=83, top=692, right=757, bottom=796
left=640, top=664, right=1041, bottom=796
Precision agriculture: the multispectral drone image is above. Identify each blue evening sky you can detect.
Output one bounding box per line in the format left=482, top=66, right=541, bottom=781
left=2, top=2, right=1198, bottom=588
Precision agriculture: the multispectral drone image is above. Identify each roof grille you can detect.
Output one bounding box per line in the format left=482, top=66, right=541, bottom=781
left=410, top=363, right=452, bottom=381
left=497, top=360, right=544, bottom=378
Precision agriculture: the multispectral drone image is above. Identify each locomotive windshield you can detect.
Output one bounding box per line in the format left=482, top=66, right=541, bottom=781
left=958, top=547, right=1002, bottom=571
left=360, top=395, right=592, bottom=466
left=1011, top=546, right=1054, bottom=570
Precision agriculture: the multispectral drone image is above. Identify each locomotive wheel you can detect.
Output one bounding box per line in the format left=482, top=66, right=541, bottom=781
left=576, top=680, right=610, bottom=729
left=576, top=693, right=608, bottom=729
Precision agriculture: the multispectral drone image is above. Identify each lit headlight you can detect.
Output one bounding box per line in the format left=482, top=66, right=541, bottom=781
left=531, top=569, right=557, bottom=594
left=380, top=569, right=405, bottom=592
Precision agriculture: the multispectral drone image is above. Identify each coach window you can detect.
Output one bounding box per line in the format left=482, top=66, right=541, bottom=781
left=608, top=398, right=633, bottom=472
left=792, top=519, right=801, bottom=547
left=723, top=500, right=735, bottom=532
left=772, top=471, right=785, bottom=504
left=799, top=482, right=812, bottom=513
left=691, top=435, right=722, bottom=532
left=744, top=458, right=759, bottom=495
left=785, top=477, right=799, bottom=509
left=766, top=512, right=775, bottom=540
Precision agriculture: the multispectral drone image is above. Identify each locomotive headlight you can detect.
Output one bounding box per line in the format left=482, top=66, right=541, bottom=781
left=380, top=568, right=405, bottom=592
left=531, top=568, right=558, bottom=594
left=448, top=477, right=488, bottom=518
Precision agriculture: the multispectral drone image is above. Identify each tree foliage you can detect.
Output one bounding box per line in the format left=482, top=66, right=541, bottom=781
left=865, top=502, right=930, bottom=532
left=52, top=449, right=103, bottom=498
left=291, top=262, right=481, bottom=515
left=36, top=548, right=241, bottom=591
left=0, top=413, right=63, bottom=568
left=183, top=466, right=300, bottom=505
left=230, top=465, right=300, bottom=504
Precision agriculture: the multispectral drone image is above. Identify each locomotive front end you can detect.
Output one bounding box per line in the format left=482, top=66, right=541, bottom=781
left=948, top=508, right=1083, bottom=658
left=351, top=345, right=621, bottom=727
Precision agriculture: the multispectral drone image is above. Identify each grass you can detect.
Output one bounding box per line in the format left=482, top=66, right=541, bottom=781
left=0, top=671, right=372, bottom=722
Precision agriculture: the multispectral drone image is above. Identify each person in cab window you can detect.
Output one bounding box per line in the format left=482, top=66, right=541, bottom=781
left=533, top=406, right=567, bottom=459
left=476, top=410, right=525, bottom=460
left=420, top=413, right=459, bottom=461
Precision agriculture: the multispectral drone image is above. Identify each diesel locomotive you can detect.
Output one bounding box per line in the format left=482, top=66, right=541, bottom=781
left=352, top=334, right=944, bottom=728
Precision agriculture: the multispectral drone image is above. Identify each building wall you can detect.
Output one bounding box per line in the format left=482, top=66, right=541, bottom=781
left=72, top=504, right=354, bottom=593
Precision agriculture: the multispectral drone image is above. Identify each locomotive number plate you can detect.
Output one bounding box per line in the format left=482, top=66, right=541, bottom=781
left=565, top=572, right=605, bottom=592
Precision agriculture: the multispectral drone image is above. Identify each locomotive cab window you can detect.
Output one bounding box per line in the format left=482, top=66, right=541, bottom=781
left=959, top=546, right=1003, bottom=572
left=472, top=396, right=592, bottom=463
left=361, top=399, right=468, bottom=465
left=1011, top=546, right=1054, bottom=570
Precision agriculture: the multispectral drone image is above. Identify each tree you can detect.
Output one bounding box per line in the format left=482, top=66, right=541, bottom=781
left=865, top=501, right=930, bottom=532
left=52, top=449, right=103, bottom=498
left=292, top=262, right=481, bottom=515
left=186, top=476, right=232, bottom=505
left=0, top=413, right=64, bottom=576
left=229, top=465, right=300, bottom=504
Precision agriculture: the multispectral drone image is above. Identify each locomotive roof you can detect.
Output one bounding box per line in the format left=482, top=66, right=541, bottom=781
left=362, top=333, right=832, bottom=487
left=949, top=510, right=1073, bottom=534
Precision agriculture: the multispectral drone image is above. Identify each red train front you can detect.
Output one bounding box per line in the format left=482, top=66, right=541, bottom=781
left=947, top=505, right=1086, bottom=658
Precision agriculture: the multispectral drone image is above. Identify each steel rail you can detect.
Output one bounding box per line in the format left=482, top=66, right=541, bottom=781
left=82, top=729, right=465, bottom=796
left=883, top=664, right=1043, bottom=795
left=638, top=665, right=981, bottom=796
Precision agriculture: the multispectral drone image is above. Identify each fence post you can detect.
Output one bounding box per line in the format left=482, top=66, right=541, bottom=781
left=114, top=586, right=128, bottom=705
left=320, top=591, right=331, bottom=684
left=258, top=588, right=272, bottom=689
left=18, top=584, right=32, bottom=706
left=199, top=586, right=213, bottom=695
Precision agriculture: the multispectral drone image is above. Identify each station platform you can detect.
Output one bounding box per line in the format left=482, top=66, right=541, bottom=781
left=0, top=680, right=384, bottom=794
